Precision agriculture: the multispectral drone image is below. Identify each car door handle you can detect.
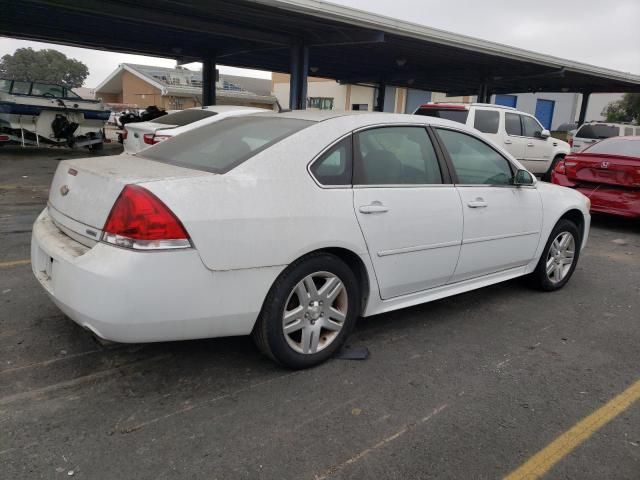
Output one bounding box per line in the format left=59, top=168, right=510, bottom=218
left=504, top=139, right=512, bottom=145
left=467, top=199, right=488, bottom=208
left=527, top=142, right=534, bottom=147
left=359, top=202, right=389, bottom=214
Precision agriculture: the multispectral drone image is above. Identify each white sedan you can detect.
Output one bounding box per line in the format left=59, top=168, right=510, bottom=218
left=122, top=105, right=266, bottom=153
left=32, top=111, right=590, bottom=368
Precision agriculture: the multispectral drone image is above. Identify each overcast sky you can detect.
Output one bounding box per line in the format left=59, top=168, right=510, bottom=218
left=0, top=0, right=638, bottom=87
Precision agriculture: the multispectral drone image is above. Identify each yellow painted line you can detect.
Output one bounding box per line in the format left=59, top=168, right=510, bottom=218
left=0, top=259, right=30, bottom=268
left=505, top=379, right=640, bottom=480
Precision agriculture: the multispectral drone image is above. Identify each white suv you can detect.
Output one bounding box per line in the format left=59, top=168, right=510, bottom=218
left=414, top=103, right=570, bottom=176
left=571, top=122, right=639, bottom=153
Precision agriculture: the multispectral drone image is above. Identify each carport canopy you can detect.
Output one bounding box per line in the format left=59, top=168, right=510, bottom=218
left=2, top=0, right=640, bottom=111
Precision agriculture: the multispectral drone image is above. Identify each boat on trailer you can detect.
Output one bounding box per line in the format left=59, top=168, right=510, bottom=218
left=0, top=79, right=110, bottom=150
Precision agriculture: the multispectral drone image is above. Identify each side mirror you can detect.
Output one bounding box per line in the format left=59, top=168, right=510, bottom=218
left=514, top=169, right=535, bottom=186
left=537, top=129, right=551, bottom=139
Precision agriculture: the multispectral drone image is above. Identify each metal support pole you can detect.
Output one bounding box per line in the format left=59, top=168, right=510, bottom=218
left=374, top=83, right=386, bottom=112
left=202, top=55, right=216, bottom=107
left=289, top=41, right=309, bottom=110
left=578, top=92, right=590, bottom=125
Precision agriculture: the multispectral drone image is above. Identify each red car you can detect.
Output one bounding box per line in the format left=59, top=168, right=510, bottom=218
left=551, top=136, right=640, bottom=218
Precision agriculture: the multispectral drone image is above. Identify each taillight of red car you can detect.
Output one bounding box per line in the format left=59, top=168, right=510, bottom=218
left=121, top=128, right=128, bottom=140
left=102, top=185, right=191, bottom=250
left=143, top=134, right=172, bottom=145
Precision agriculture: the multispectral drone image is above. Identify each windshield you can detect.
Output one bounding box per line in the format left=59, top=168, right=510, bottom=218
left=414, top=107, right=469, bottom=124
left=576, top=124, right=619, bottom=139
left=140, top=116, right=315, bottom=174
left=151, top=109, right=218, bottom=126
left=585, top=137, right=640, bottom=158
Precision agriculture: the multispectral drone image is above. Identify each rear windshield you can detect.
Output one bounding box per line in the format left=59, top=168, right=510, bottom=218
left=152, top=109, right=218, bottom=126
left=414, top=108, right=469, bottom=124
left=575, top=124, right=619, bottom=139
left=139, top=116, right=314, bottom=173
left=585, top=138, right=640, bottom=158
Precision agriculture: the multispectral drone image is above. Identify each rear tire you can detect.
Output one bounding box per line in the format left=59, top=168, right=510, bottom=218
left=252, top=252, right=360, bottom=369
left=529, top=219, right=581, bottom=291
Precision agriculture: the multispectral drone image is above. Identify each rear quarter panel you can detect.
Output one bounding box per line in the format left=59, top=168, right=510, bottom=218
left=141, top=118, right=372, bottom=271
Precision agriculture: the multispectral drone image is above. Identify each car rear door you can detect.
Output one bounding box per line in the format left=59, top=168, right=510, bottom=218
left=433, top=127, right=542, bottom=282
left=352, top=125, right=463, bottom=299
left=503, top=112, right=527, bottom=162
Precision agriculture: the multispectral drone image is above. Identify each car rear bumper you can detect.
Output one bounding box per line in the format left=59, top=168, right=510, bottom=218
left=551, top=173, right=640, bottom=218
left=31, top=208, right=284, bottom=343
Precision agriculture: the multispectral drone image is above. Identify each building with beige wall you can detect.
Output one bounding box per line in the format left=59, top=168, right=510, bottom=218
left=96, top=64, right=277, bottom=111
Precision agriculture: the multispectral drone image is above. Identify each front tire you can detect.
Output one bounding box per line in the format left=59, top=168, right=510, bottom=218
left=252, top=252, right=360, bottom=369
left=530, top=219, right=581, bottom=291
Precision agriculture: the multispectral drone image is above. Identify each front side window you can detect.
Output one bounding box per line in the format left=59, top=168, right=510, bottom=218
left=11, top=81, right=31, bottom=95
left=140, top=116, right=314, bottom=174
left=354, top=127, right=443, bottom=185
left=505, top=112, right=522, bottom=136
left=310, top=137, right=352, bottom=186
left=31, top=83, right=64, bottom=97
left=522, top=116, right=543, bottom=138
left=473, top=109, right=500, bottom=134
left=436, top=128, right=513, bottom=185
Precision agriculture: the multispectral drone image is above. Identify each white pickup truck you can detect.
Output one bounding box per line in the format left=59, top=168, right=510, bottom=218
left=415, top=103, right=570, bottom=177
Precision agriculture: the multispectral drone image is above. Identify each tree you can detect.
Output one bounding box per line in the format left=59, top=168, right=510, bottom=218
left=602, top=93, right=640, bottom=124
left=0, top=48, right=88, bottom=88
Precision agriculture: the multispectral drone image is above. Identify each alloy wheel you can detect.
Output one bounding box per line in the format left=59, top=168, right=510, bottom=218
left=282, top=271, right=348, bottom=355
left=546, top=231, right=576, bottom=283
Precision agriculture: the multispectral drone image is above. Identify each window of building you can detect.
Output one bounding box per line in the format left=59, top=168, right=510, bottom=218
left=310, top=137, right=352, bottom=185
left=436, top=128, right=513, bottom=185
left=308, top=97, right=334, bottom=110
left=473, top=109, right=500, bottom=134
left=352, top=104, right=368, bottom=111
left=354, top=127, right=443, bottom=185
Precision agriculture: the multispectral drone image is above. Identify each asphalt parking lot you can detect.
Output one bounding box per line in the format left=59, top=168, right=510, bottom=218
left=1, top=145, right=639, bottom=479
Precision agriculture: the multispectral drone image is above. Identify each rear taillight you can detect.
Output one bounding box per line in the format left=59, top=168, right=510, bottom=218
left=102, top=185, right=191, bottom=250
left=122, top=128, right=128, bottom=140
left=0, top=134, right=10, bottom=142
left=554, top=159, right=566, bottom=174
left=568, top=138, right=573, bottom=147
left=143, top=134, right=172, bottom=145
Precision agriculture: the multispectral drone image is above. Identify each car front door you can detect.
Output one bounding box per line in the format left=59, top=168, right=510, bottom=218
left=352, top=126, right=463, bottom=299
left=433, top=127, right=543, bottom=283
left=521, top=114, right=553, bottom=173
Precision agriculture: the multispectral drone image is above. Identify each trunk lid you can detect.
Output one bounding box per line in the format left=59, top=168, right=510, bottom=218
left=123, top=121, right=178, bottom=153
left=48, top=155, right=210, bottom=243
left=565, top=153, right=640, bottom=188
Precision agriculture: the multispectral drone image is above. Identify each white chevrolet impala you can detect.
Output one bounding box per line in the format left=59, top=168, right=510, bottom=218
left=32, top=111, right=590, bottom=368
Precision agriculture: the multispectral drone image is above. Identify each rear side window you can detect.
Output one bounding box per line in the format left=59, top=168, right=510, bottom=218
left=585, top=138, right=640, bottom=158
left=152, top=109, right=218, bottom=126
left=505, top=113, right=522, bottom=136
left=436, top=128, right=513, bottom=185
left=575, top=124, right=619, bottom=139
left=140, top=116, right=314, bottom=174
left=414, top=108, right=469, bottom=124
left=355, top=127, right=443, bottom=185
left=310, top=137, right=352, bottom=186
left=473, top=110, right=499, bottom=134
